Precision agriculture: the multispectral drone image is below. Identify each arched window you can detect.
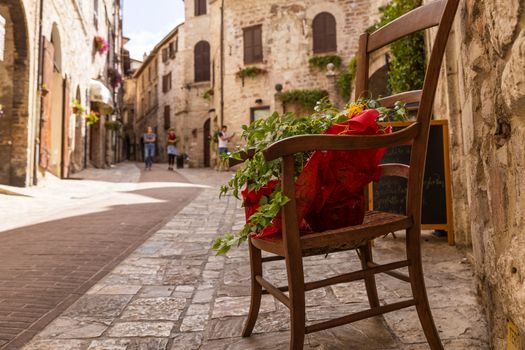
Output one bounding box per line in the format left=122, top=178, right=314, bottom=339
left=313, top=12, right=337, bottom=53
left=194, top=41, right=210, bottom=82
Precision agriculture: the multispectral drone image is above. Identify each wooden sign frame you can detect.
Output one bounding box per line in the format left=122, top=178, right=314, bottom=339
left=368, top=119, right=455, bottom=245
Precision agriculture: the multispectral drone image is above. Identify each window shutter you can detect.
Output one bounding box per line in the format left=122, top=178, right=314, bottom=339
left=194, top=41, right=210, bottom=82
left=195, top=0, right=207, bottom=16
left=313, top=13, right=337, bottom=53
left=162, top=48, right=168, bottom=62
left=164, top=105, right=171, bottom=129
left=243, top=25, right=263, bottom=64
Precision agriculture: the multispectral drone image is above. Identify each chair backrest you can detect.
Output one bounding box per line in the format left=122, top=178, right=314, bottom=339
left=354, top=0, right=459, bottom=223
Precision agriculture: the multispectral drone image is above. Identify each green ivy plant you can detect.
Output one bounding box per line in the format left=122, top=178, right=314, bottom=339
left=337, top=57, right=358, bottom=101
left=279, top=89, right=329, bottom=110
left=236, top=66, right=266, bottom=80
left=202, top=89, right=214, bottom=100
left=213, top=98, right=408, bottom=255
left=368, top=0, right=425, bottom=93
left=308, top=55, right=342, bottom=70
left=104, top=120, right=121, bottom=131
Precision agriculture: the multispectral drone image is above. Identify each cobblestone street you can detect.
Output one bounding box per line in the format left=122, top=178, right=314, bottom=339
left=20, top=168, right=489, bottom=350
left=0, top=163, right=202, bottom=349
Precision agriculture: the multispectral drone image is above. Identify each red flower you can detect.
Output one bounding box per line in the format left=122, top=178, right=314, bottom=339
left=243, top=109, right=391, bottom=239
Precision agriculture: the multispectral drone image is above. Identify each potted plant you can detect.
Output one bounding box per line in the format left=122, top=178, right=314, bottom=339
left=213, top=99, right=408, bottom=254
left=108, top=68, right=122, bottom=89
left=71, top=99, right=86, bottom=115
left=86, top=111, right=100, bottom=125
left=40, top=83, right=49, bottom=96
left=94, top=36, right=109, bottom=55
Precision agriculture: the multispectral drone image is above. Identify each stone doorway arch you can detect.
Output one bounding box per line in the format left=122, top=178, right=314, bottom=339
left=0, top=0, right=30, bottom=186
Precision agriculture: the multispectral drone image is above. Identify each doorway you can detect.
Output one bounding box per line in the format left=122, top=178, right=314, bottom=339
left=203, top=118, right=211, bottom=167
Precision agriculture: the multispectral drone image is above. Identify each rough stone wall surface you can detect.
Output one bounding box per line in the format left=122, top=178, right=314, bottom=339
left=431, top=0, right=525, bottom=347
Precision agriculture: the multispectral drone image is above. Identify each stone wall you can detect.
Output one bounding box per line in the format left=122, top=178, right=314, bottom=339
left=0, top=0, right=122, bottom=185
left=429, top=0, right=525, bottom=347
left=217, top=0, right=375, bottom=145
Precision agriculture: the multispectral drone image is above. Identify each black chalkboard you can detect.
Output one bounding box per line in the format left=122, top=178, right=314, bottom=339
left=372, top=122, right=448, bottom=226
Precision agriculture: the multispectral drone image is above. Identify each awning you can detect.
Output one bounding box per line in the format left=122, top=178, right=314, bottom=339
left=89, top=79, right=114, bottom=113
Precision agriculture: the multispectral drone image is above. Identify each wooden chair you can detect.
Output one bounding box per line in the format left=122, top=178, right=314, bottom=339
left=240, top=1, right=459, bottom=349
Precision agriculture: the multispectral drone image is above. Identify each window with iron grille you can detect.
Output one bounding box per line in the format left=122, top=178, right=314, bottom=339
left=162, top=73, right=172, bottom=93
left=194, top=41, right=210, bottom=82
left=243, top=25, right=263, bottom=64
left=164, top=105, right=171, bottom=129
left=313, top=12, right=337, bottom=53
left=195, top=0, right=207, bottom=16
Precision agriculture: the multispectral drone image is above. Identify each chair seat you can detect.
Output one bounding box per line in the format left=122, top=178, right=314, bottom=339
left=252, top=211, right=413, bottom=257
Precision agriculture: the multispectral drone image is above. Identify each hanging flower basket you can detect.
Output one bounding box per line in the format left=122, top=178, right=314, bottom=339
left=108, top=68, right=122, bottom=89
left=40, top=83, right=50, bottom=96
left=71, top=99, right=86, bottom=115
left=86, top=111, right=100, bottom=125
left=104, top=120, right=121, bottom=131
left=94, top=36, right=109, bottom=55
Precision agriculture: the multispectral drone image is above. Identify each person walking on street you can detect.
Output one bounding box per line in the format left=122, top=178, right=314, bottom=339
left=217, top=125, right=234, bottom=171
left=166, top=128, right=179, bottom=171
left=143, top=126, right=156, bottom=170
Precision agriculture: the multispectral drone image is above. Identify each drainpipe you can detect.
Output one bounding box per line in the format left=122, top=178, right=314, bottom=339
left=33, top=0, right=45, bottom=185
left=220, top=0, right=224, bottom=127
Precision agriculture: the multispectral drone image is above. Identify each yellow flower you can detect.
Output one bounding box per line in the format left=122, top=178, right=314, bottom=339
left=347, top=102, right=367, bottom=119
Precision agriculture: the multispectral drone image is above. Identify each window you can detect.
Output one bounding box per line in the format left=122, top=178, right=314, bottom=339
left=162, top=73, right=172, bottom=93
left=194, top=41, right=210, bottom=82
left=162, top=48, right=168, bottom=63
left=195, top=0, right=207, bottom=16
left=169, top=40, right=177, bottom=59
left=148, top=66, right=152, bottom=82
left=250, top=106, right=271, bottom=123
left=243, top=25, right=263, bottom=64
left=313, top=12, right=337, bottom=53
left=164, top=105, right=171, bottom=129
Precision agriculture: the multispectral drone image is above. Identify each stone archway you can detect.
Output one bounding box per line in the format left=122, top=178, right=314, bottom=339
left=0, top=0, right=30, bottom=186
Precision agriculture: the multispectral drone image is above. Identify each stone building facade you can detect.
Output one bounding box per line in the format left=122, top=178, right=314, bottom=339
left=0, top=0, right=123, bottom=186
left=427, top=0, right=525, bottom=347
left=132, top=0, right=384, bottom=168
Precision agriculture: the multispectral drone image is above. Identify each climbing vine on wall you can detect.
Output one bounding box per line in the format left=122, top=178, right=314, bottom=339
left=308, top=55, right=342, bottom=70
left=279, top=89, right=329, bottom=110
left=369, top=0, right=425, bottom=93
left=337, top=57, right=357, bottom=101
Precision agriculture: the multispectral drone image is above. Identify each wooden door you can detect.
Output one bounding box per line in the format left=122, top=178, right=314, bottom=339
left=39, top=38, right=54, bottom=170
left=203, top=118, right=211, bottom=167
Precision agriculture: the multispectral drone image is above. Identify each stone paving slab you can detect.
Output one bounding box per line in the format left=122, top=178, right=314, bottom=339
left=0, top=164, right=201, bottom=349
left=22, top=169, right=490, bottom=350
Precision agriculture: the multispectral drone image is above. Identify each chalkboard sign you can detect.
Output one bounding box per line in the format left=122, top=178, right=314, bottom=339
left=371, top=120, right=454, bottom=245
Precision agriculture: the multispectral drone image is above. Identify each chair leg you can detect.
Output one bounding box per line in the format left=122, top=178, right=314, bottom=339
left=286, top=256, right=306, bottom=350
left=242, top=239, right=263, bottom=337
left=406, top=227, right=443, bottom=350
left=358, top=242, right=380, bottom=308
